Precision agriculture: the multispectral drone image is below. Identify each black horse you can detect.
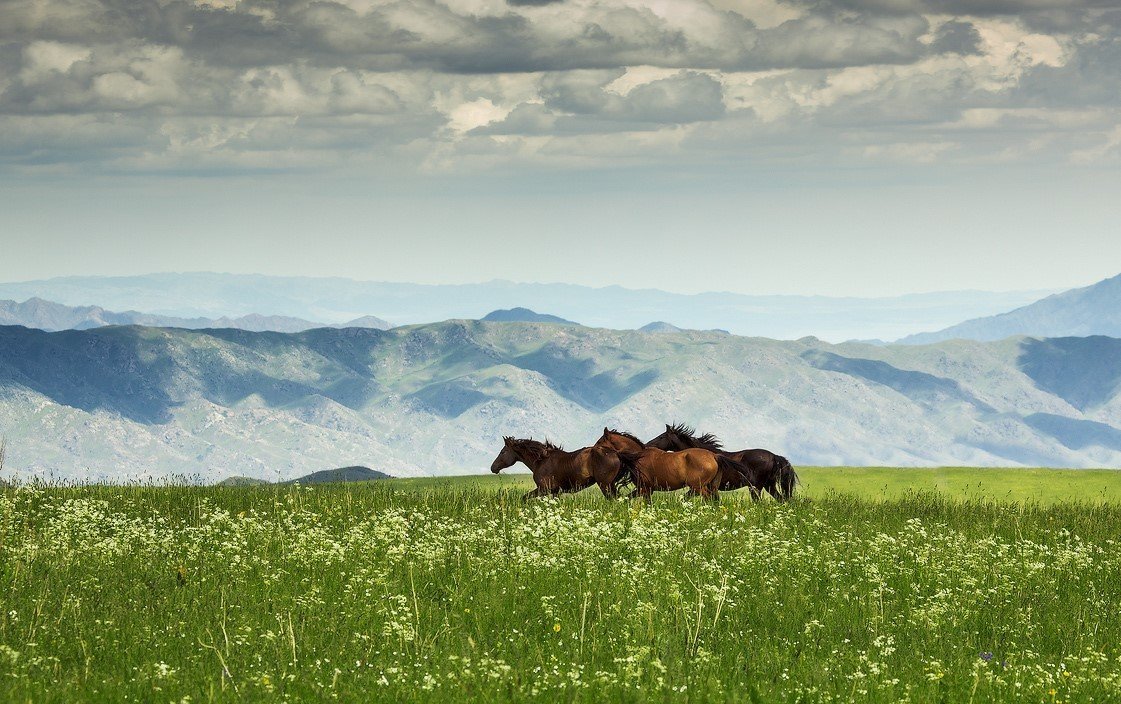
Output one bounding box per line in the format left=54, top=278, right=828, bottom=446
left=646, top=423, right=798, bottom=501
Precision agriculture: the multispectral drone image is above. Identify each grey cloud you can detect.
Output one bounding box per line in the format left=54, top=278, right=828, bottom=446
left=1014, top=36, right=1121, bottom=108
left=542, top=70, right=726, bottom=123
left=752, top=13, right=929, bottom=69
left=0, top=0, right=1117, bottom=173
left=1, top=0, right=939, bottom=75
left=929, top=20, right=983, bottom=55
left=620, top=73, right=726, bottom=122
left=478, top=71, right=725, bottom=135
left=471, top=102, right=557, bottom=135
left=786, top=0, right=1118, bottom=16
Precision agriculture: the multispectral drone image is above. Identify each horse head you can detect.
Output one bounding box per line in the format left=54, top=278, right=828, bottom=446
left=490, top=436, right=520, bottom=473
left=645, top=423, right=690, bottom=451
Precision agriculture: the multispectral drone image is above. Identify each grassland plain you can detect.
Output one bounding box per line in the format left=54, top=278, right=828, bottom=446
left=1, top=471, right=1120, bottom=703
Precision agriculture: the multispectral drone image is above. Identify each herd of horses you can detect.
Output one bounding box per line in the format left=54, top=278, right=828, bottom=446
left=490, top=423, right=797, bottom=502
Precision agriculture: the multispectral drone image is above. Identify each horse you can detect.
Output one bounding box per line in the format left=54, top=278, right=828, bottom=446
left=490, top=436, right=627, bottom=500
left=646, top=423, right=798, bottom=501
left=593, top=427, right=646, bottom=454
left=594, top=428, right=751, bottom=502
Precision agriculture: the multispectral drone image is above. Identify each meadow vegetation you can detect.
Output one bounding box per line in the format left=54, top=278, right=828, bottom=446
left=1, top=471, right=1119, bottom=702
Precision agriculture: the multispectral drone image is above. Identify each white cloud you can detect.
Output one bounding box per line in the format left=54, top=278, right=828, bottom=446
left=446, top=97, right=512, bottom=133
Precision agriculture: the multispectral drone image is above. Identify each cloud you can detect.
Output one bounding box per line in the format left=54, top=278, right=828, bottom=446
left=930, top=20, right=984, bottom=55
left=0, top=0, right=1116, bottom=174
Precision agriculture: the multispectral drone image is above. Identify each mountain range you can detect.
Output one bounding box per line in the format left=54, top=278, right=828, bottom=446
left=0, top=298, right=391, bottom=333
left=900, top=274, right=1121, bottom=344
left=0, top=272, right=1054, bottom=342
left=2, top=321, right=1121, bottom=481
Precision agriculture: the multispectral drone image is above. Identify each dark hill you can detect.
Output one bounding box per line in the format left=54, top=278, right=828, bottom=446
left=284, top=466, right=392, bottom=484
left=639, top=321, right=685, bottom=333
left=216, top=476, right=269, bottom=487
left=481, top=308, right=577, bottom=325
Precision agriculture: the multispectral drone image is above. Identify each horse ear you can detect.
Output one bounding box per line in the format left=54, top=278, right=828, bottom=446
left=603, top=427, right=609, bottom=435
left=666, top=423, right=672, bottom=431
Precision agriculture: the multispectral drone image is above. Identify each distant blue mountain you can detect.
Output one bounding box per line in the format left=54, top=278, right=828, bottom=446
left=0, top=297, right=391, bottom=333
left=900, top=273, right=1121, bottom=344
left=0, top=272, right=1055, bottom=342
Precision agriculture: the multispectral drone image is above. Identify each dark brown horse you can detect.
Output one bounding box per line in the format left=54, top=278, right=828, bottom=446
left=594, top=428, right=750, bottom=502
left=646, top=423, right=798, bottom=501
left=490, top=437, right=626, bottom=500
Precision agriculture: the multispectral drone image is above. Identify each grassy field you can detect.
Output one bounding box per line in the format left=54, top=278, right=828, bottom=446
left=399, top=466, right=1121, bottom=504
left=1, top=470, right=1120, bottom=702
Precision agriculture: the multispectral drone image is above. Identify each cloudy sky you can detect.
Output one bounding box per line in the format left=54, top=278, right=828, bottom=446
left=1, top=0, right=1119, bottom=296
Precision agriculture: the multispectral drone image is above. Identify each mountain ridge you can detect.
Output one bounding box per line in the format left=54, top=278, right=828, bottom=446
left=2, top=322, right=1120, bottom=481
left=0, top=297, right=392, bottom=333
left=0, top=272, right=1056, bottom=342
left=900, top=274, right=1121, bottom=344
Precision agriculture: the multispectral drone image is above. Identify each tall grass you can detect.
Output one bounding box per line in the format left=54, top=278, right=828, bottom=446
left=1, top=480, right=1119, bottom=702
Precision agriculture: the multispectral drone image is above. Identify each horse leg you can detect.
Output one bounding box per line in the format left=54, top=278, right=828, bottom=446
left=596, top=479, right=618, bottom=499
left=522, top=487, right=546, bottom=501
left=591, top=461, right=619, bottom=499
left=699, top=467, right=723, bottom=504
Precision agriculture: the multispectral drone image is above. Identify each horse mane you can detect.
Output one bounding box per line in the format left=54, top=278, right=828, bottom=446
left=667, top=422, right=695, bottom=438
left=667, top=423, right=723, bottom=452
left=505, top=437, right=563, bottom=464
left=607, top=428, right=645, bottom=447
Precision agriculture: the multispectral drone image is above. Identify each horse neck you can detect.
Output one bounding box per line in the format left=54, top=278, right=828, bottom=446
left=665, top=434, right=692, bottom=451
left=610, top=433, right=643, bottom=452
left=511, top=444, right=549, bottom=473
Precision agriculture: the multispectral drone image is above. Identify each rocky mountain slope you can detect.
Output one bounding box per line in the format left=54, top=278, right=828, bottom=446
left=1, top=322, right=1120, bottom=481
left=901, top=274, right=1121, bottom=344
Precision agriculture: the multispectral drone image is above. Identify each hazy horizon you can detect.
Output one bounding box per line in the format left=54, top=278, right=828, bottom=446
left=0, top=269, right=1070, bottom=300
left=0, top=270, right=1071, bottom=341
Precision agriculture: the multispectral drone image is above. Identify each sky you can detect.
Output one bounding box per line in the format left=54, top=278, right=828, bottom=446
left=1, top=0, right=1119, bottom=297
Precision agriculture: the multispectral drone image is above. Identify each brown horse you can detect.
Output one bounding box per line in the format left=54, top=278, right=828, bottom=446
left=490, top=437, right=626, bottom=500
left=595, top=428, right=750, bottom=502
left=594, top=427, right=646, bottom=454
left=646, top=423, right=798, bottom=501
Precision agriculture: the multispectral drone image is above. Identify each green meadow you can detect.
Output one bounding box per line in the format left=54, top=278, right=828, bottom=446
left=1, top=468, right=1120, bottom=702
left=399, top=466, right=1121, bottom=504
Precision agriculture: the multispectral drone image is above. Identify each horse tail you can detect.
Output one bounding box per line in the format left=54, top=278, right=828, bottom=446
left=606, top=449, right=633, bottom=492
left=774, top=455, right=798, bottom=501
left=615, top=451, right=643, bottom=490
left=716, top=455, right=752, bottom=489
